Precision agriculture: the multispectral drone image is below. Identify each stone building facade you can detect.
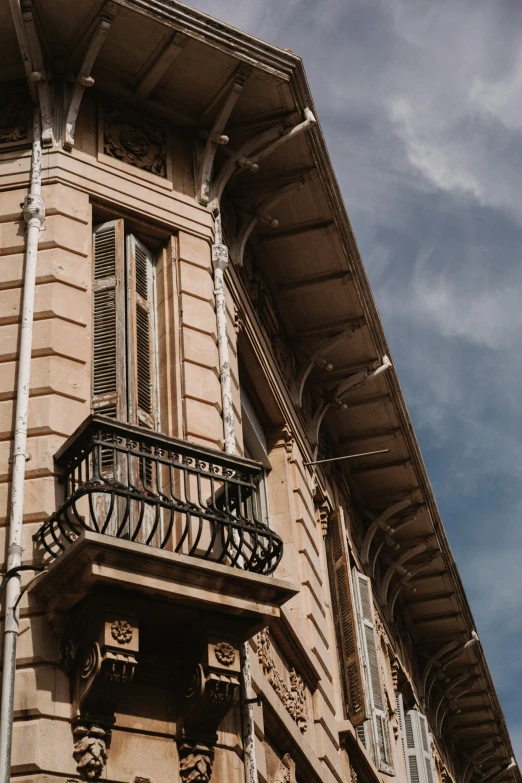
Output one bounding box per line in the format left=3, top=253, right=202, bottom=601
left=0, top=3, right=519, bottom=783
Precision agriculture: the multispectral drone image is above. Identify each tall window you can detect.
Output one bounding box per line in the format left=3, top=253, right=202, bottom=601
left=92, top=220, right=158, bottom=428
left=240, top=387, right=270, bottom=526
left=327, top=510, right=394, bottom=774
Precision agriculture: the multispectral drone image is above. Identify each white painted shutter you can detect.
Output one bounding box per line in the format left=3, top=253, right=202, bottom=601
left=396, top=691, right=407, bottom=770
left=352, top=570, right=393, bottom=773
left=404, top=710, right=435, bottom=783
left=327, top=514, right=368, bottom=727
left=417, top=713, right=435, bottom=783
left=92, top=220, right=126, bottom=420
left=126, top=234, right=157, bottom=430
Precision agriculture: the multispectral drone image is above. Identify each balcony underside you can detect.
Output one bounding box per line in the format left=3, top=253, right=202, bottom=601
left=31, top=531, right=298, bottom=640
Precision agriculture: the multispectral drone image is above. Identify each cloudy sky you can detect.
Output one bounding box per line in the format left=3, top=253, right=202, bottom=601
left=182, top=0, right=522, bottom=760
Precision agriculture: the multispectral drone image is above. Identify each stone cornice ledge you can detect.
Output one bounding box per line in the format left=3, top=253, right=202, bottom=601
left=30, top=531, right=299, bottom=640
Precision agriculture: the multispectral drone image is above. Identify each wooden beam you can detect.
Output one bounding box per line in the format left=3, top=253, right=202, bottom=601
left=227, top=110, right=297, bottom=132
left=344, top=392, right=391, bottom=409
left=411, top=611, right=461, bottom=625
left=134, top=32, right=188, bottom=100
left=232, top=165, right=315, bottom=194
left=350, top=458, right=411, bottom=475
left=340, top=427, right=401, bottom=444
left=405, top=591, right=455, bottom=605
left=451, top=720, right=499, bottom=731
left=409, top=570, right=447, bottom=583
left=260, top=219, right=335, bottom=244
left=315, top=359, right=380, bottom=383
left=276, top=270, right=352, bottom=301
left=293, top=317, right=364, bottom=341
left=451, top=706, right=492, bottom=716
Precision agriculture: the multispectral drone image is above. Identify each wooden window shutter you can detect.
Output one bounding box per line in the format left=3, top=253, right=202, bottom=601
left=352, top=570, right=394, bottom=774
left=326, top=510, right=368, bottom=727
left=126, top=234, right=157, bottom=429
left=92, top=220, right=126, bottom=419
left=404, top=710, right=435, bottom=783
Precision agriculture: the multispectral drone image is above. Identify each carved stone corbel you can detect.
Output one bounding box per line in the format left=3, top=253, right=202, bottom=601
left=71, top=610, right=139, bottom=781
left=178, top=633, right=241, bottom=783
left=274, top=754, right=297, bottom=783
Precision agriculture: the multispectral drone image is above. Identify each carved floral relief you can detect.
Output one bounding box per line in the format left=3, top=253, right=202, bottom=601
left=0, top=102, right=29, bottom=145
left=257, top=628, right=308, bottom=733
left=102, top=106, right=167, bottom=177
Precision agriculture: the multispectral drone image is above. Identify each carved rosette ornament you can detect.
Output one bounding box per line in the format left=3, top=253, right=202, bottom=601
left=111, top=619, right=133, bottom=644
left=103, top=107, right=167, bottom=177
left=214, top=641, right=235, bottom=666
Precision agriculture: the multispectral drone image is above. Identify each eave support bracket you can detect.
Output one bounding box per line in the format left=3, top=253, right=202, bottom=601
left=64, top=1, right=118, bottom=149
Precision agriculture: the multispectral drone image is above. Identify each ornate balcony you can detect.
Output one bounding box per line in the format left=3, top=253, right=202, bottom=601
left=34, top=415, right=283, bottom=575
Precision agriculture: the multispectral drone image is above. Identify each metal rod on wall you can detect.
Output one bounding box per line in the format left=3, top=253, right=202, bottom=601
left=304, top=448, right=389, bottom=467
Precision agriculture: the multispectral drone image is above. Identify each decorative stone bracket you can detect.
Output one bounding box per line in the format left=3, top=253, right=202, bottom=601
left=69, top=609, right=139, bottom=781
left=178, top=632, right=241, bottom=783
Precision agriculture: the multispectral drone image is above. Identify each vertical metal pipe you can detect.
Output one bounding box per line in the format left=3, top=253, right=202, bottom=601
left=211, top=204, right=258, bottom=783
left=0, top=109, right=45, bottom=783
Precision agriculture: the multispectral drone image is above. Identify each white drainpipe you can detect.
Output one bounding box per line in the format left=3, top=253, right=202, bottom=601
left=0, top=109, right=45, bottom=783
left=211, top=203, right=258, bottom=783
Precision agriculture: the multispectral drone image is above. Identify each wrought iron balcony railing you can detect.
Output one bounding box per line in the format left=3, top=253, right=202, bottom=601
left=34, top=416, right=283, bottom=575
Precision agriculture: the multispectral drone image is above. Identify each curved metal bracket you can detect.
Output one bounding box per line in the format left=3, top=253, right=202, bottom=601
left=248, top=107, right=316, bottom=166
left=307, top=356, right=392, bottom=451
left=433, top=672, right=476, bottom=731
left=361, top=497, right=412, bottom=565
left=385, top=554, right=438, bottom=622
left=230, top=179, right=304, bottom=267
left=480, top=759, right=517, bottom=783
left=291, top=325, right=362, bottom=408
left=12, top=0, right=54, bottom=145
left=212, top=123, right=284, bottom=202
left=462, top=742, right=498, bottom=783
left=197, top=64, right=252, bottom=204
left=425, top=631, right=479, bottom=709
left=370, top=512, right=419, bottom=577
left=379, top=537, right=435, bottom=605
left=436, top=675, right=480, bottom=734
left=64, top=2, right=117, bottom=149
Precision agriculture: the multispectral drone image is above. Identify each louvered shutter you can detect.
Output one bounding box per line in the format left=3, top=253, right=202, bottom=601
left=92, top=220, right=126, bottom=419
left=404, top=710, right=435, bottom=783
left=327, top=511, right=368, bottom=728
left=352, top=570, right=393, bottom=773
left=396, top=692, right=407, bottom=770
left=126, top=234, right=157, bottom=429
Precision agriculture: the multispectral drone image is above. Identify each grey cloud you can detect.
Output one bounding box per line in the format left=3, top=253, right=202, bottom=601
left=183, top=0, right=522, bottom=760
